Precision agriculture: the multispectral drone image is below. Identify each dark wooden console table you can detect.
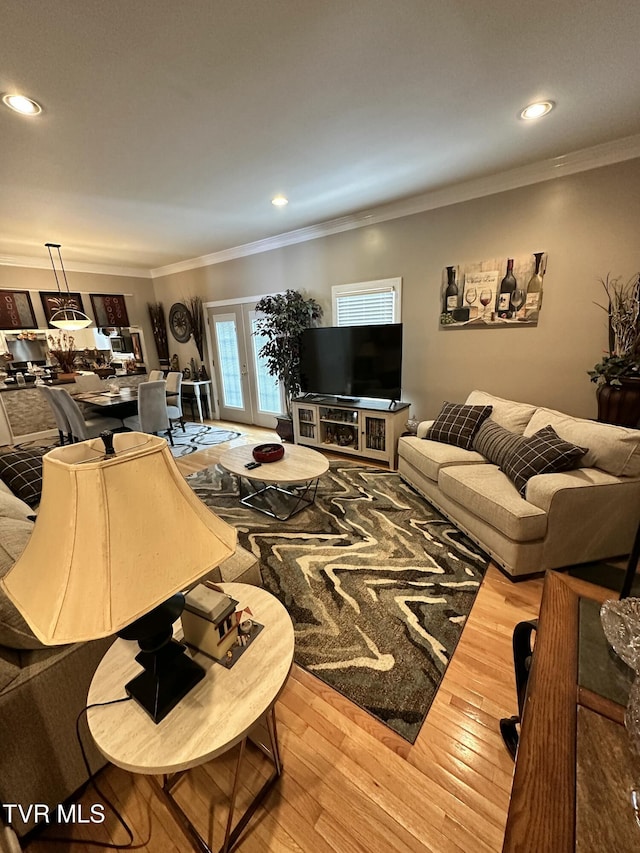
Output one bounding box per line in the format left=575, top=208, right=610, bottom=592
left=503, top=572, right=638, bottom=853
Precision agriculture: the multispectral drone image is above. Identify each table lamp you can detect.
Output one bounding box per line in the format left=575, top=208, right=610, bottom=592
left=0, top=431, right=237, bottom=723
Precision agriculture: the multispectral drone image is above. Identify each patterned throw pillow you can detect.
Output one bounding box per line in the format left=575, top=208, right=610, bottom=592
left=502, top=425, right=588, bottom=496
left=473, top=418, right=524, bottom=469
left=0, top=449, right=45, bottom=508
left=426, top=402, right=493, bottom=450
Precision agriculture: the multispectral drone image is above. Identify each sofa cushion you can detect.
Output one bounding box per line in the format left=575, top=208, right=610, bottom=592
left=524, top=408, right=640, bottom=477
left=0, top=517, right=47, bottom=650
left=466, top=390, right=537, bottom=434
left=0, top=488, right=36, bottom=522
left=473, top=418, right=524, bottom=469
left=438, top=464, right=548, bottom=542
left=502, top=425, right=588, bottom=496
left=426, top=402, right=492, bottom=450
left=0, top=449, right=45, bottom=508
left=398, top=435, right=487, bottom=482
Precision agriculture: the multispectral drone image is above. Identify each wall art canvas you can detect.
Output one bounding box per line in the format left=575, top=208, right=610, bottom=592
left=40, top=291, right=86, bottom=327
left=0, top=290, right=38, bottom=330
left=439, top=253, right=547, bottom=329
left=90, top=294, right=129, bottom=327
left=130, top=331, right=143, bottom=362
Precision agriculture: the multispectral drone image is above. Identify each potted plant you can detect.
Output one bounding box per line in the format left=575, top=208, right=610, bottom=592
left=588, top=273, right=640, bottom=427
left=47, top=332, right=79, bottom=377
left=254, top=290, right=323, bottom=440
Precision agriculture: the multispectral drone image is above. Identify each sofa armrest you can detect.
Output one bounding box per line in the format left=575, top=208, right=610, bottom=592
left=525, top=469, right=640, bottom=568
left=416, top=420, right=434, bottom=439
left=525, top=468, right=625, bottom=512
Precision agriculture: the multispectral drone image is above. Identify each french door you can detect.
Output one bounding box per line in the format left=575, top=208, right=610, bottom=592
left=207, top=302, right=284, bottom=427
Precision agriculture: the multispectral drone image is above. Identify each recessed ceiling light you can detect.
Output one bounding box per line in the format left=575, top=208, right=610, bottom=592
left=271, top=195, right=288, bottom=207
left=2, top=93, right=42, bottom=116
left=520, top=101, right=554, bottom=120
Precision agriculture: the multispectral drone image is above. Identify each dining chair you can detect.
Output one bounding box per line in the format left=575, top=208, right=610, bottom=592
left=165, top=371, right=185, bottom=432
left=123, top=380, right=174, bottom=446
left=73, top=374, right=104, bottom=392
left=39, top=385, right=71, bottom=445
left=53, top=388, right=124, bottom=442
left=148, top=370, right=164, bottom=382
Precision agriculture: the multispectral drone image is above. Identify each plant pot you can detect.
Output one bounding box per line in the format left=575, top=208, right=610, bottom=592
left=275, top=416, right=294, bottom=443
left=597, top=378, right=640, bottom=428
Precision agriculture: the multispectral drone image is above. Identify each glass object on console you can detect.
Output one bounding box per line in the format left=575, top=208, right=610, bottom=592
left=405, top=412, right=419, bottom=435
left=601, top=597, right=640, bottom=808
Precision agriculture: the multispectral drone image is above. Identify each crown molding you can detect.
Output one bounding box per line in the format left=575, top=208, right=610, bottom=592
left=4, top=134, right=640, bottom=282
left=0, top=254, right=152, bottom=279
left=151, top=132, right=640, bottom=279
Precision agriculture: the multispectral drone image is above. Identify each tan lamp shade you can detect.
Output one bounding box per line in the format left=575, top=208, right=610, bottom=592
left=0, top=432, right=237, bottom=645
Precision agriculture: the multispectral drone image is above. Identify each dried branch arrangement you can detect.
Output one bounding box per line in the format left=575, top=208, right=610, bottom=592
left=186, top=296, right=205, bottom=360
left=47, top=332, right=78, bottom=373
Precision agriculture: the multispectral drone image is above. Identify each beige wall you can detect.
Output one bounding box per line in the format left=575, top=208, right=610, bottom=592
left=0, top=266, right=158, bottom=366
left=153, top=158, right=640, bottom=421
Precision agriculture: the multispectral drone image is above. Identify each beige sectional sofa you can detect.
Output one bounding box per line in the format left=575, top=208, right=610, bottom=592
left=398, top=390, right=640, bottom=578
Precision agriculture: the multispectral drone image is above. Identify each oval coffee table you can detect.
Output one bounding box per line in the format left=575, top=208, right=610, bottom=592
left=219, top=443, right=329, bottom=521
left=87, top=583, right=294, bottom=853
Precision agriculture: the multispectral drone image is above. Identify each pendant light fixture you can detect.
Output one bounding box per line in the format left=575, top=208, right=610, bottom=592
left=45, top=242, right=92, bottom=330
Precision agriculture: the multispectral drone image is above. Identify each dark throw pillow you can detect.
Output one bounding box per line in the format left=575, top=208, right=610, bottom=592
left=0, top=449, right=45, bottom=508
left=473, top=418, right=524, bottom=469
left=502, top=425, right=588, bottom=496
left=426, top=402, right=493, bottom=450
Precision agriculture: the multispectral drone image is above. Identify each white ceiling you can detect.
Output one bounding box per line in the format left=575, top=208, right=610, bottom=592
left=2, top=0, right=640, bottom=273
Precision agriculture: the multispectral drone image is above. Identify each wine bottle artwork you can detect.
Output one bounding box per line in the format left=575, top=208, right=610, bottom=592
left=497, top=259, right=516, bottom=318
left=525, top=251, right=545, bottom=315
left=444, top=266, right=458, bottom=313
left=438, top=256, right=546, bottom=328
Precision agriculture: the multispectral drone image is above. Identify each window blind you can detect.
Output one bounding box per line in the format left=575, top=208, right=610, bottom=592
left=335, top=289, right=396, bottom=326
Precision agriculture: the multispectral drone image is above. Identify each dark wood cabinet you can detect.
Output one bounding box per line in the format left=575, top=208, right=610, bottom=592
left=503, top=572, right=638, bottom=853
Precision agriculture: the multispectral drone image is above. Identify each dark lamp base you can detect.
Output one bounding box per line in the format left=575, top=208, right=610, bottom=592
left=125, top=639, right=205, bottom=723
left=118, top=594, right=205, bottom=724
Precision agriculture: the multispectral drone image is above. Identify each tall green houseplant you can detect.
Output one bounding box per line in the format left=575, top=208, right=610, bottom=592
left=254, top=290, right=323, bottom=419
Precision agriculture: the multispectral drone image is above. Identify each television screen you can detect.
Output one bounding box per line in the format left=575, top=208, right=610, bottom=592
left=299, top=324, right=402, bottom=401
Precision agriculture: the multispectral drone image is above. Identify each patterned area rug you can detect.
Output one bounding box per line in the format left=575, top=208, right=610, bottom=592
left=188, top=459, right=489, bottom=742
left=12, top=423, right=240, bottom=457
left=169, top=423, right=241, bottom=457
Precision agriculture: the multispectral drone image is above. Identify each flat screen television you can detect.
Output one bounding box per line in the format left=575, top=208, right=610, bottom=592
left=299, top=323, right=402, bottom=401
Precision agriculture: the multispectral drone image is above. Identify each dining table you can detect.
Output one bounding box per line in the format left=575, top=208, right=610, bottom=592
left=73, top=388, right=140, bottom=407
left=72, top=387, right=141, bottom=417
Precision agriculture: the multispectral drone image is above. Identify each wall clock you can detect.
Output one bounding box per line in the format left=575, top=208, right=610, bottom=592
left=169, top=303, right=192, bottom=343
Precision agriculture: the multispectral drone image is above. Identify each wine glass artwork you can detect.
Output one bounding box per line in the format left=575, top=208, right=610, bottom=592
left=479, top=289, right=493, bottom=321
left=511, top=287, right=526, bottom=319
left=465, top=287, right=478, bottom=320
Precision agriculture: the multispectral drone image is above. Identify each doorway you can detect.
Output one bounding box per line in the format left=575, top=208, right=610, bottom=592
left=207, top=300, right=284, bottom=427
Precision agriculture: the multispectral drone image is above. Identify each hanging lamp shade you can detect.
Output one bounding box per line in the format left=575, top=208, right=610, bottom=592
left=45, top=242, right=92, bottom=331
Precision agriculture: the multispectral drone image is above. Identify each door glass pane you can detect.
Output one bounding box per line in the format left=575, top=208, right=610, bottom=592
left=214, top=319, right=244, bottom=409
left=251, top=318, right=282, bottom=414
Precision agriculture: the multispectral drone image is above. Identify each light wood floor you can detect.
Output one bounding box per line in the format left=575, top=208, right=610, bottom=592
left=28, top=420, right=546, bottom=853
